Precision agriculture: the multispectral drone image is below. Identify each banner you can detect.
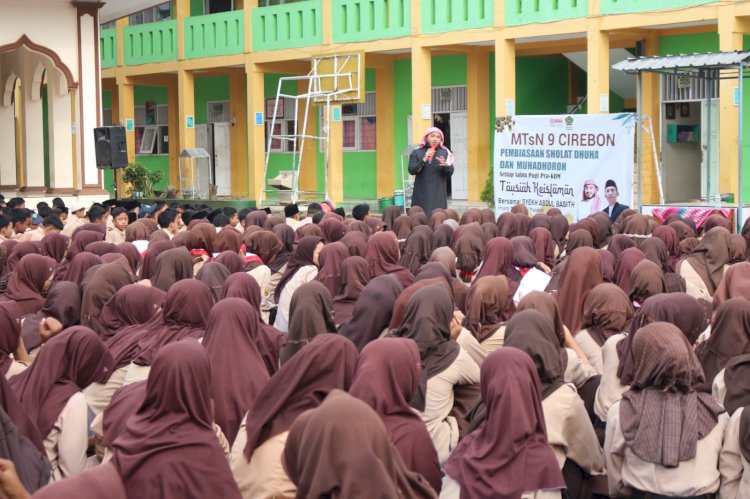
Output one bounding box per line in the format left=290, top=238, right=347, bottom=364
left=493, top=114, right=635, bottom=221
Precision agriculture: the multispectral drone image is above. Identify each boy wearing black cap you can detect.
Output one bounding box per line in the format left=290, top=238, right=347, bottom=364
left=284, top=203, right=301, bottom=230
left=602, top=179, right=629, bottom=223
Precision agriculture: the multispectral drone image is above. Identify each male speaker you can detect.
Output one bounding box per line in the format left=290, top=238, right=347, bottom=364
left=94, top=126, right=128, bottom=169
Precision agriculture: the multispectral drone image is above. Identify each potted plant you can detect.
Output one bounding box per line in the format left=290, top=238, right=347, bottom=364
left=121, top=162, right=164, bottom=199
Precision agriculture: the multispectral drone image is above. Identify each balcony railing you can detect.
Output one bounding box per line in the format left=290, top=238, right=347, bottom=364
left=505, top=0, right=587, bottom=25
left=599, top=0, right=718, bottom=15
left=123, top=20, right=178, bottom=65
left=100, top=28, right=117, bottom=68
left=184, top=10, right=244, bottom=59
left=422, top=0, right=493, bottom=34
left=332, top=0, right=410, bottom=43
left=252, top=0, right=322, bottom=51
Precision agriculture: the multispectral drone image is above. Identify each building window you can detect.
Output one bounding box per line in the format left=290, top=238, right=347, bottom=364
left=134, top=104, right=169, bottom=155
left=128, top=2, right=171, bottom=25
left=266, top=97, right=298, bottom=153
left=321, top=91, right=376, bottom=152
left=258, top=0, right=308, bottom=6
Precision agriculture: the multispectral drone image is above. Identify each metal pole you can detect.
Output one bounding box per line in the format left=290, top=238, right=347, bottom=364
left=637, top=71, right=643, bottom=211
left=707, top=69, right=713, bottom=203
left=739, top=62, right=745, bottom=230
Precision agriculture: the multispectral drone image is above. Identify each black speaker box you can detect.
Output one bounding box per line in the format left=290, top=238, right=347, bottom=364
left=94, top=126, right=128, bottom=169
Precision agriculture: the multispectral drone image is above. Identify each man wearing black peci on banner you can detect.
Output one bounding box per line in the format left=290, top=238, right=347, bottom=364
left=602, top=179, right=629, bottom=223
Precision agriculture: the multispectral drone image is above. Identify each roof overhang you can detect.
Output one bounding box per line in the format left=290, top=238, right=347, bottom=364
left=613, top=50, right=750, bottom=78
left=99, top=0, right=168, bottom=24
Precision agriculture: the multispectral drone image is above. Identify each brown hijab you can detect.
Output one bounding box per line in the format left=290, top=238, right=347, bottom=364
left=283, top=390, right=437, bottom=499
left=475, top=237, right=512, bottom=281
left=669, top=220, right=696, bottom=240
left=10, top=327, right=113, bottom=437
left=213, top=228, right=242, bottom=254
left=681, top=226, right=731, bottom=296
left=319, top=218, right=347, bottom=244
left=712, top=262, right=750, bottom=317
left=495, top=212, right=519, bottom=239
left=432, top=224, right=453, bottom=249
left=243, top=334, right=357, bottom=459
left=607, top=234, right=636, bottom=261
left=221, top=273, right=285, bottom=375
left=617, top=293, right=709, bottom=386
left=81, top=259, right=136, bottom=334
left=557, top=247, right=603, bottom=334
left=0, top=303, right=20, bottom=375
left=566, top=229, right=594, bottom=255
left=20, top=281, right=81, bottom=352
left=652, top=225, right=681, bottom=271
left=271, top=224, right=294, bottom=272
left=614, top=247, right=646, bottom=294
left=340, top=231, right=368, bottom=257
left=511, top=235, right=537, bottom=268
left=332, top=256, right=371, bottom=326
left=581, top=283, right=634, bottom=346
left=549, top=215, right=569, bottom=252
left=349, top=339, right=442, bottom=494
left=4, top=242, right=39, bottom=275
left=697, top=297, right=750, bottom=391
left=529, top=227, right=555, bottom=268
left=517, top=291, right=566, bottom=346
left=619, top=322, right=723, bottom=467
left=150, top=246, right=193, bottom=291
left=504, top=310, right=565, bottom=399
left=462, top=276, right=507, bottom=343
left=315, top=242, right=350, bottom=297
left=202, top=299, right=270, bottom=444
left=639, top=236, right=670, bottom=274
left=730, top=234, right=747, bottom=263
left=444, top=348, right=565, bottom=499
left=41, top=233, right=68, bottom=263
left=389, top=284, right=460, bottom=411
left=195, top=262, right=230, bottom=303
left=130, top=279, right=213, bottom=367
left=279, top=281, right=337, bottom=365
left=364, top=231, right=414, bottom=288
left=628, top=259, right=665, bottom=305
left=111, top=340, right=242, bottom=499
left=339, top=274, right=403, bottom=351
left=703, top=214, right=732, bottom=233
left=98, top=284, right=165, bottom=341
left=274, top=236, right=322, bottom=301
left=214, top=251, right=244, bottom=274
left=244, top=230, right=282, bottom=267
left=399, top=225, right=434, bottom=275
left=0, top=254, right=56, bottom=317
left=139, top=240, right=175, bottom=280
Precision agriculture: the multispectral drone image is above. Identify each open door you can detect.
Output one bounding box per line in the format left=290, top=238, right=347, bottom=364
left=449, top=112, right=468, bottom=200
left=701, top=99, right=719, bottom=201
left=213, top=122, right=231, bottom=196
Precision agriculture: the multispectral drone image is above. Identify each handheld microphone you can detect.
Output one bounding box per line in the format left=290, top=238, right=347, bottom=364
left=428, top=142, right=437, bottom=163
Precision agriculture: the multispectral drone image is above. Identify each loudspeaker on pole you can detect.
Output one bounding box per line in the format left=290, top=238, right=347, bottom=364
left=94, top=126, right=128, bottom=169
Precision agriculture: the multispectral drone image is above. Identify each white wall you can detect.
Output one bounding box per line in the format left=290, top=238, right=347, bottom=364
left=0, top=0, right=79, bottom=82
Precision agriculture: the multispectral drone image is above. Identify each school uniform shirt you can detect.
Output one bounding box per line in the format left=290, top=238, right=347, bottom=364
left=678, top=259, right=728, bottom=303
left=83, top=366, right=128, bottom=416
left=439, top=476, right=562, bottom=499
left=606, top=399, right=727, bottom=497
left=719, top=407, right=750, bottom=499
left=230, top=421, right=296, bottom=499
left=106, top=228, right=126, bottom=245
left=61, top=217, right=84, bottom=238
left=575, top=328, right=606, bottom=375
left=247, top=265, right=272, bottom=323
left=542, top=383, right=605, bottom=474
left=5, top=360, right=26, bottom=379
left=421, top=347, right=480, bottom=464
left=45, top=392, right=96, bottom=481
left=594, top=333, right=629, bottom=422
left=713, top=368, right=727, bottom=405
left=273, top=265, right=318, bottom=333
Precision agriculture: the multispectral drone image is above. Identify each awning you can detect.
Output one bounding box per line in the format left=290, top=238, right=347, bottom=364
left=612, top=51, right=750, bottom=74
